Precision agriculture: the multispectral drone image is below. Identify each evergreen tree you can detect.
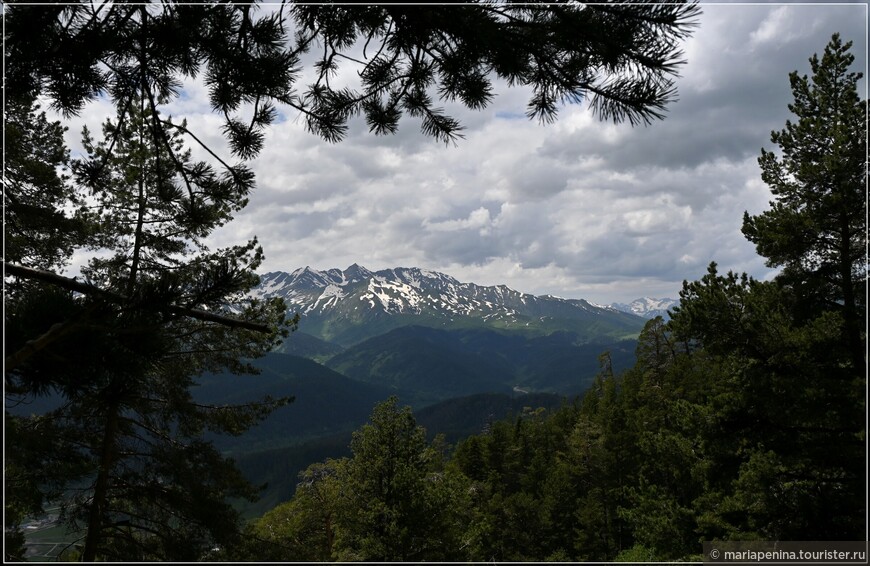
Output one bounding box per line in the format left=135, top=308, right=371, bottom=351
left=5, top=2, right=701, bottom=154
left=571, top=354, right=642, bottom=560
left=736, top=34, right=866, bottom=538
left=616, top=318, right=709, bottom=559
left=2, top=94, right=92, bottom=272
left=742, top=33, right=867, bottom=371
left=244, top=398, right=471, bottom=562
left=650, top=34, right=867, bottom=544
left=3, top=96, right=99, bottom=560
left=5, top=95, right=292, bottom=561
left=670, top=264, right=865, bottom=541
left=332, top=397, right=468, bottom=561
left=451, top=403, right=585, bottom=561
left=246, top=459, right=346, bottom=561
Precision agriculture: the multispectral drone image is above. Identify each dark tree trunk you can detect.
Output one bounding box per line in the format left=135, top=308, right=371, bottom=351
left=82, top=395, right=121, bottom=562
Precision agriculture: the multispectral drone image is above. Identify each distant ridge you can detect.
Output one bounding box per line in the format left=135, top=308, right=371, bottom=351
left=609, top=297, right=679, bottom=320
left=251, top=265, right=646, bottom=346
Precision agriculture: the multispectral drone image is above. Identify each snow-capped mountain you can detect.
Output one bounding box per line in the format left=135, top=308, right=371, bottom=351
left=609, top=297, right=679, bottom=320
left=251, top=265, right=646, bottom=346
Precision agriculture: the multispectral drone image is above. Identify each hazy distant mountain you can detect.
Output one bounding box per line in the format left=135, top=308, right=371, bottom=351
left=252, top=265, right=646, bottom=346
left=610, top=297, right=679, bottom=320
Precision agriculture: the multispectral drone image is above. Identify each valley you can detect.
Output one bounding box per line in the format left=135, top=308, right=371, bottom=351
left=9, top=265, right=662, bottom=520
left=196, top=265, right=656, bottom=515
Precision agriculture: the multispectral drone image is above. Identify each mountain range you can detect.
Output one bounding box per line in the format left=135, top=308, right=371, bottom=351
left=251, top=265, right=650, bottom=347
left=12, top=265, right=672, bottom=518
left=243, top=265, right=668, bottom=403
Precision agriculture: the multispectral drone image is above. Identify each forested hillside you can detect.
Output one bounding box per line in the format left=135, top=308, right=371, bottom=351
left=325, top=326, right=637, bottom=402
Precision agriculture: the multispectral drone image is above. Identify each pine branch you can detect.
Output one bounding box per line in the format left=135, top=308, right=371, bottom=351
left=4, top=303, right=101, bottom=376
left=4, top=262, right=271, bottom=372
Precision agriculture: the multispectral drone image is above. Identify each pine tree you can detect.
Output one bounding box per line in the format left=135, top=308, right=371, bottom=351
left=651, top=35, right=868, bottom=543
left=742, top=33, right=867, bottom=372
left=243, top=398, right=471, bottom=562
left=3, top=94, right=92, bottom=271
left=243, top=459, right=346, bottom=561
left=5, top=95, right=293, bottom=561
left=3, top=96, right=99, bottom=560
left=669, top=263, right=865, bottom=540
left=332, top=397, right=463, bottom=561
left=736, top=34, right=866, bottom=537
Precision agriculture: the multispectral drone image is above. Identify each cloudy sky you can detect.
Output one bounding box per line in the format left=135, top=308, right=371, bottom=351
left=63, top=2, right=867, bottom=305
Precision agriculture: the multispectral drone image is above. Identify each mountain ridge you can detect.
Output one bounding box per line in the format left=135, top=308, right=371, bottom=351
left=251, top=265, right=647, bottom=346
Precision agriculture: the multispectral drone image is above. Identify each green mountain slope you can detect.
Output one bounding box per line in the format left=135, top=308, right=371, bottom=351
left=325, top=325, right=637, bottom=401
left=193, top=353, right=399, bottom=453
left=325, top=326, right=516, bottom=403
left=272, top=331, right=344, bottom=362
left=415, top=392, right=568, bottom=443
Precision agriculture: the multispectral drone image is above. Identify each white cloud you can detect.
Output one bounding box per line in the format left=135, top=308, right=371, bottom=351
left=750, top=6, right=823, bottom=47
left=424, top=207, right=494, bottom=233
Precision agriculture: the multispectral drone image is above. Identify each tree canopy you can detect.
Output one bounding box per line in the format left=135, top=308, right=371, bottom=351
left=742, top=33, right=866, bottom=371
left=5, top=84, right=293, bottom=562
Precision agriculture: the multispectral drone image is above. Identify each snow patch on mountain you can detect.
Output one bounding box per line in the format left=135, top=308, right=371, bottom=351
left=250, top=265, right=649, bottom=342
left=360, top=277, right=426, bottom=314
left=609, top=297, right=679, bottom=320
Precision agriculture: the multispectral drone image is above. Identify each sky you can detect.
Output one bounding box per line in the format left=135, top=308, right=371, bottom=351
left=61, top=2, right=868, bottom=305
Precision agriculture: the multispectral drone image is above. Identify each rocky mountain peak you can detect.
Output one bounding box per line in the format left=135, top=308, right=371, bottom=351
left=250, top=265, right=647, bottom=346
